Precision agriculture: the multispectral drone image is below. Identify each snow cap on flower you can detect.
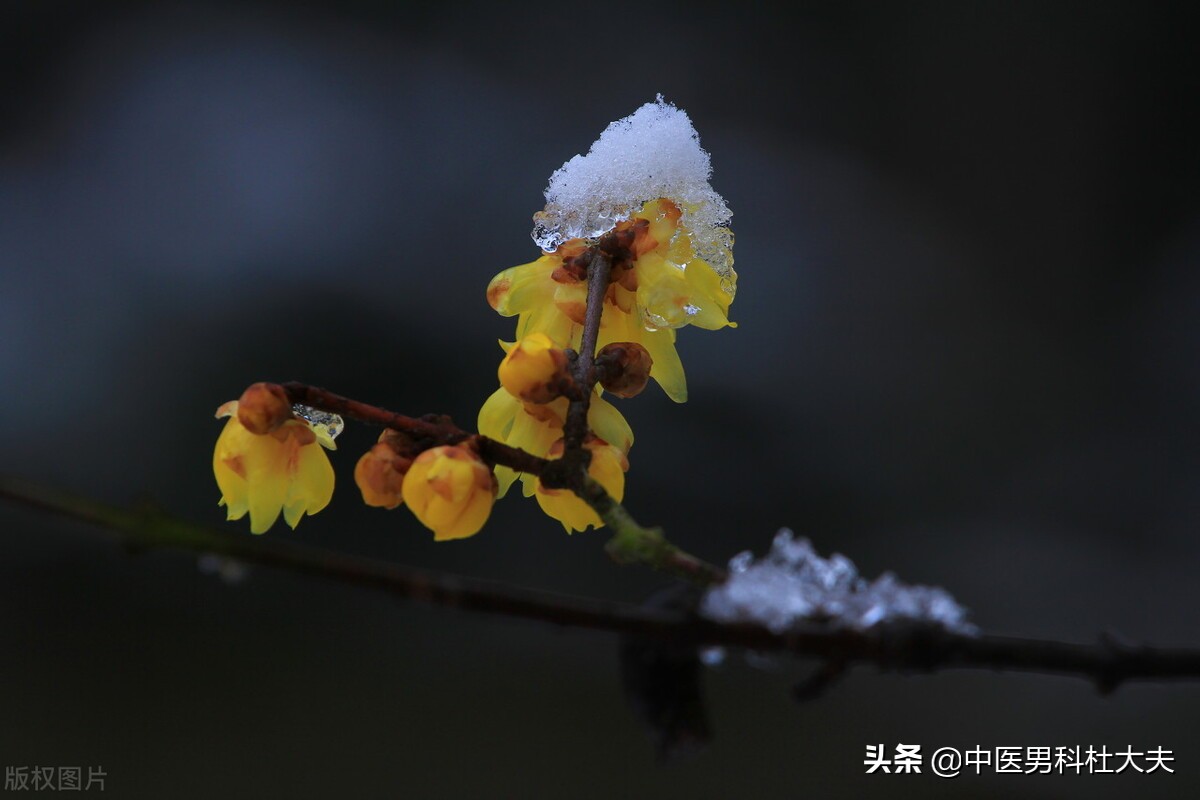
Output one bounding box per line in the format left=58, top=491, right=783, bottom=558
left=532, top=95, right=733, bottom=278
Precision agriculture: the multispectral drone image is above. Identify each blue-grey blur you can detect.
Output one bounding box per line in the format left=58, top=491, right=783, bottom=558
left=2, top=1, right=1199, bottom=798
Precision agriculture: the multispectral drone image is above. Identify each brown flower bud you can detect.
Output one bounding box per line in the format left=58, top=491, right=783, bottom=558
left=354, top=432, right=415, bottom=510
left=236, top=382, right=292, bottom=434
left=596, top=342, right=653, bottom=398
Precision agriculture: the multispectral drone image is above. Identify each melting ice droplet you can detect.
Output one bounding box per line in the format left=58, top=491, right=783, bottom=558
left=292, top=404, right=344, bottom=442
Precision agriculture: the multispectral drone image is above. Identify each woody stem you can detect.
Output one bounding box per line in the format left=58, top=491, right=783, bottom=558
left=280, top=382, right=549, bottom=476
left=550, top=236, right=725, bottom=586
left=560, top=248, right=612, bottom=454
left=5, top=476, right=1200, bottom=694
left=278, top=380, right=724, bottom=586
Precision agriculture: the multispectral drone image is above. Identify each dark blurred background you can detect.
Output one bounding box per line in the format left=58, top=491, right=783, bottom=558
left=2, top=1, right=1199, bottom=797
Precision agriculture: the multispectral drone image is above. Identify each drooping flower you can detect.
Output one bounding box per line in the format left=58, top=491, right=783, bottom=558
left=487, top=198, right=735, bottom=404
left=213, top=399, right=337, bottom=534
left=478, top=386, right=632, bottom=499
left=401, top=445, right=497, bottom=541
left=476, top=97, right=736, bottom=535
left=535, top=437, right=628, bottom=533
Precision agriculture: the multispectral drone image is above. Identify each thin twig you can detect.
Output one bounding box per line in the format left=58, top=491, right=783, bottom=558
left=561, top=248, right=612, bottom=454
left=281, top=382, right=551, bottom=477
left=4, top=476, right=1200, bottom=693
left=279, top=379, right=724, bottom=586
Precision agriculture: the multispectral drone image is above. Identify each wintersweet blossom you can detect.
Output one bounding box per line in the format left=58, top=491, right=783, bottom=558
left=401, top=445, right=496, bottom=541
left=534, top=438, right=628, bottom=533
left=212, top=400, right=336, bottom=534
left=478, top=388, right=632, bottom=500
left=487, top=197, right=735, bottom=403
left=478, top=98, right=736, bottom=533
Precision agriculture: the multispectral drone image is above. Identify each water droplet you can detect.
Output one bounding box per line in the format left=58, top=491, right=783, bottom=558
left=292, top=404, right=344, bottom=441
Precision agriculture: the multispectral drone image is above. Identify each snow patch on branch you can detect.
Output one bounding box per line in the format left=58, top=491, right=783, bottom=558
left=700, top=530, right=978, bottom=636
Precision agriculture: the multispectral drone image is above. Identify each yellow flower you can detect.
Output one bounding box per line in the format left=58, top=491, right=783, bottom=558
left=486, top=198, right=736, bottom=404
left=401, top=445, right=496, bottom=541
left=535, top=439, right=628, bottom=533
left=478, top=387, right=632, bottom=499
left=497, top=332, right=569, bottom=403
left=213, top=400, right=336, bottom=534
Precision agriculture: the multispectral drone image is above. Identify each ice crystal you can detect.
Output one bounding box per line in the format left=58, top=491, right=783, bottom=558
left=532, top=95, right=733, bottom=277
left=700, top=530, right=977, bottom=635
left=292, top=404, right=344, bottom=441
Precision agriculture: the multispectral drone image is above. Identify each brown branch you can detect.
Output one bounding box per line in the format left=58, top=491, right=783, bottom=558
left=561, top=247, right=612, bottom=454
left=280, top=382, right=550, bottom=477
left=578, top=476, right=727, bottom=586
left=5, top=475, right=1200, bottom=694
left=529, top=234, right=728, bottom=585
left=279, top=378, right=724, bottom=586
left=275, top=229, right=727, bottom=587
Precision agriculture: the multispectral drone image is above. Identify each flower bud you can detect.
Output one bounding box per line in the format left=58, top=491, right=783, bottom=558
left=498, top=332, right=571, bottom=404
left=236, top=382, right=292, bottom=435
left=535, top=438, right=628, bottom=533
left=401, top=445, right=497, bottom=541
left=596, top=342, right=653, bottom=398
left=354, top=432, right=415, bottom=510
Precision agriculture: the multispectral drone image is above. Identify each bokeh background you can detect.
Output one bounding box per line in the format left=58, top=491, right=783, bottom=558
left=2, top=1, right=1199, bottom=797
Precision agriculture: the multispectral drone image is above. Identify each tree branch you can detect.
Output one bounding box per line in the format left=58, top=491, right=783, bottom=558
left=5, top=475, right=1200, bottom=694
left=278, top=379, right=724, bottom=585
left=280, top=381, right=551, bottom=477
left=539, top=231, right=727, bottom=585
left=275, top=231, right=728, bottom=588
left=561, top=247, right=612, bottom=454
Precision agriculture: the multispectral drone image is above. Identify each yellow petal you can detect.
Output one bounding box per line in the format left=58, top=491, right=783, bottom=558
left=681, top=258, right=735, bottom=330
left=641, top=327, right=687, bottom=403
left=488, top=256, right=559, bottom=316
left=287, top=438, right=336, bottom=520
left=436, top=484, right=494, bottom=542
left=493, top=464, right=519, bottom=499
left=516, top=302, right=577, bottom=346
left=402, top=446, right=494, bottom=540
left=535, top=443, right=626, bottom=533
left=587, top=394, right=633, bottom=453
left=478, top=387, right=519, bottom=441
left=213, top=416, right=252, bottom=520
